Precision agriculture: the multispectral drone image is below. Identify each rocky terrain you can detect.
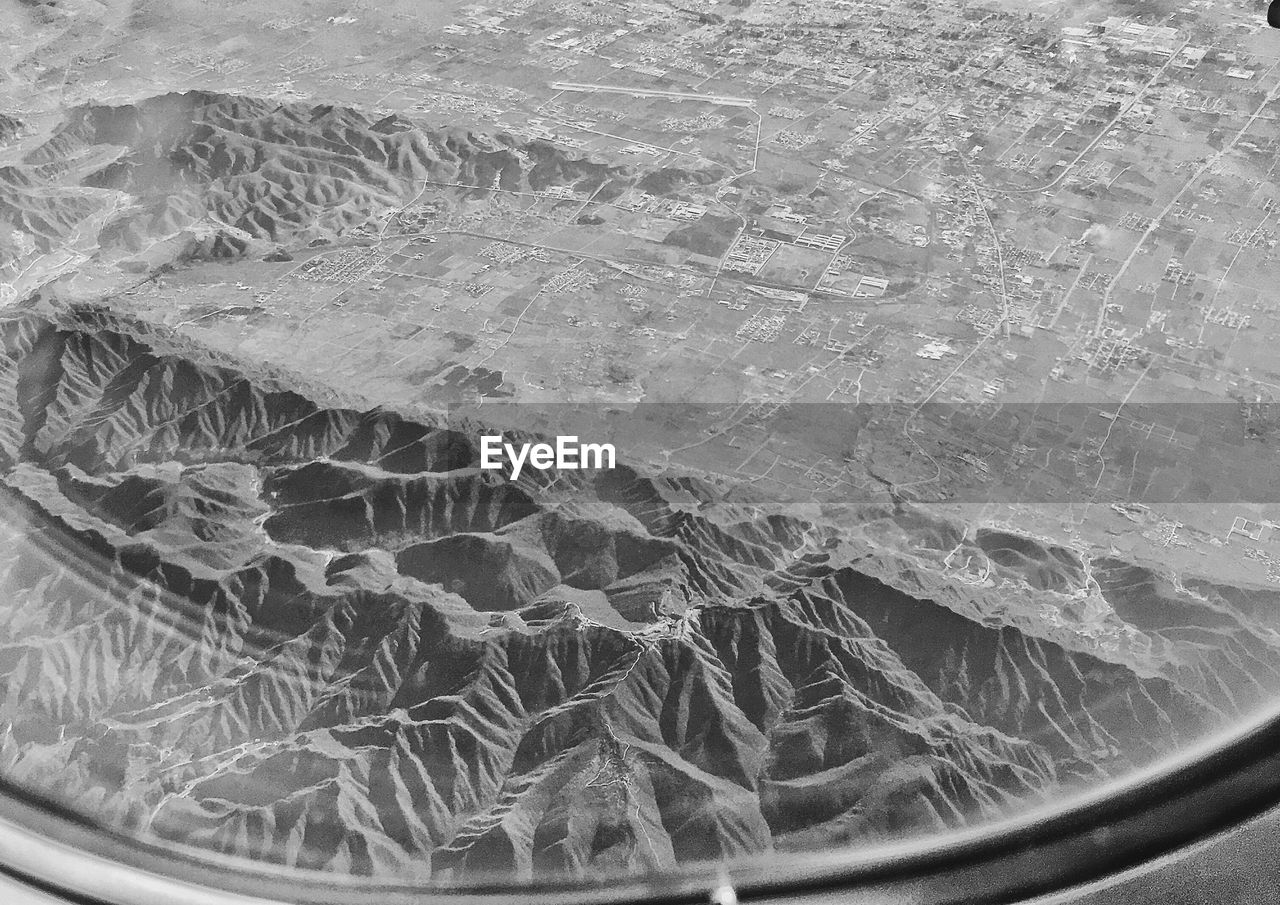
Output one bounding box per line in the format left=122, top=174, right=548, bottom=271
left=0, top=304, right=1273, bottom=881
left=0, top=78, right=1276, bottom=887
left=0, top=90, right=679, bottom=276
left=0, top=0, right=1277, bottom=897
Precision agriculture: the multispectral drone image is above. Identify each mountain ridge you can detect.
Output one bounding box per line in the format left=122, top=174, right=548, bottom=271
left=0, top=304, right=1269, bottom=881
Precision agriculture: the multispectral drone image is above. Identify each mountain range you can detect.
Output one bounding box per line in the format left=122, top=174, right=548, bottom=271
left=0, top=303, right=1272, bottom=880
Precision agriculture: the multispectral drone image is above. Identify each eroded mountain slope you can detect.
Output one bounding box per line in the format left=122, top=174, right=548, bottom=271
left=0, top=90, right=676, bottom=273
left=0, top=305, right=1271, bottom=880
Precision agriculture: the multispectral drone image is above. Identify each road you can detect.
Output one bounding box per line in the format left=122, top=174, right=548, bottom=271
left=549, top=82, right=753, bottom=107
left=1097, top=63, right=1280, bottom=334
left=957, top=155, right=1011, bottom=339
left=1005, top=42, right=1190, bottom=196
left=1053, top=251, right=1093, bottom=329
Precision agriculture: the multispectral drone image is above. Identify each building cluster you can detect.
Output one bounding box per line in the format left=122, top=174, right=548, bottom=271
left=1201, top=306, right=1251, bottom=330
left=1060, top=17, right=1180, bottom=57
left=1076, top=330, right=1143, bottom=374
left=298, top=249, right=387, bottom=284
left=659, top=113, right=728, bottom=133
left=724, top=235, right=779, bottom=275
left=793, top=231, right=846, bottom=252
left=544, top=266, right=599, bottom=295
left=735, top=310, right=787, bottom=343
left=479, top=242, right=550, bottom=266
left=1242, top=545, right=1280, bottom=585
left=771, top=130, right=818, bottom=150
left=1162, top=258, right=1196, bottom=287
left=916, top=340, right=956, bottom=360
